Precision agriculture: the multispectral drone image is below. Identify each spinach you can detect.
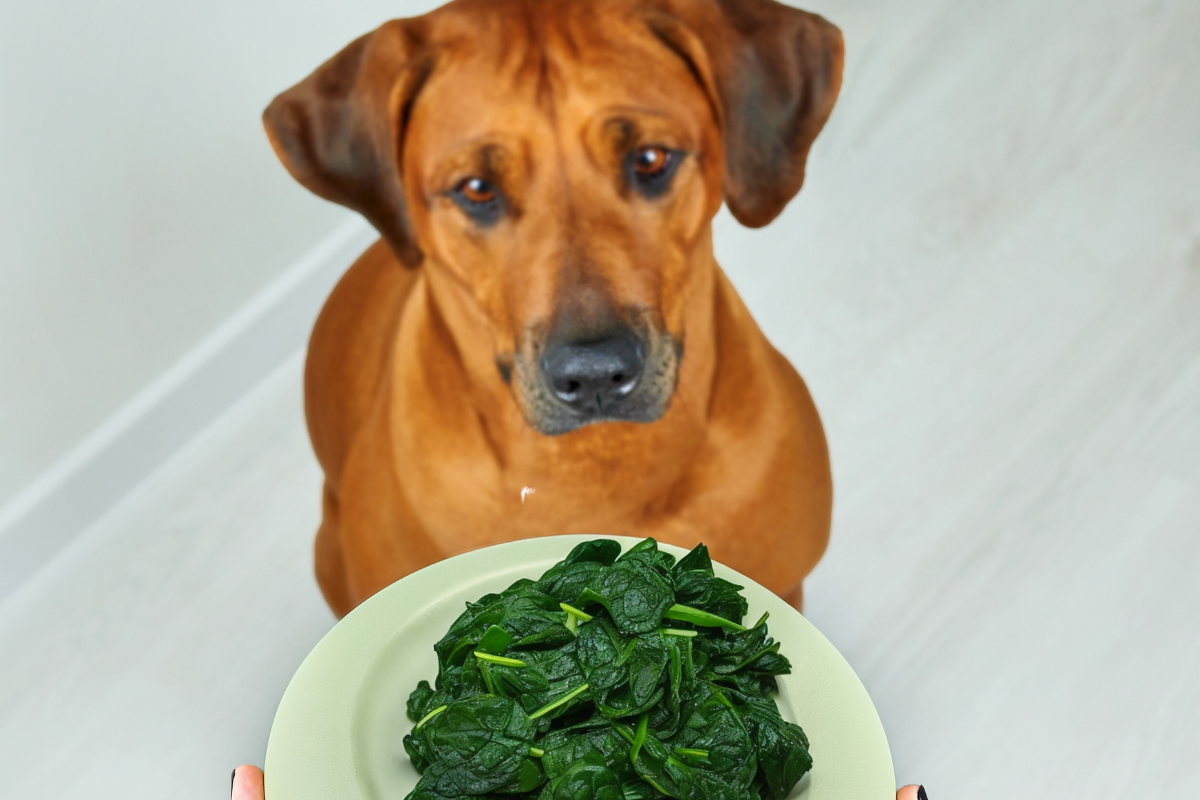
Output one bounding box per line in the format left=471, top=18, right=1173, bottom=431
left=404, top=695, right=544, bottom=795
left=574, top=620, right=669, bottom=718
left=435, top=582, right=574, bottom=672
left=539, top=750, right=622, bottom=800
left=579, top=561, right=675, bottom=635
left=536, top=539, right=621, bottom=606
left=402, top=539, right=813, bottom=800
left=732, top=696, right=813, bottom=800
left=615, top=538, right=678, bottom=582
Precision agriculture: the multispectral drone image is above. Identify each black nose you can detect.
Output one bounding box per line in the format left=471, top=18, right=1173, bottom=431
left=541, top=335, right=645, bottom=412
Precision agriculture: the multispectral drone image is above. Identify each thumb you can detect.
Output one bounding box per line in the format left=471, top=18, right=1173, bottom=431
left=231, top=765, right=265, bottom=800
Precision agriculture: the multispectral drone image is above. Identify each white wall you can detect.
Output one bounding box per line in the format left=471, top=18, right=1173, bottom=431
left=0, top=0, right=437, bottom=509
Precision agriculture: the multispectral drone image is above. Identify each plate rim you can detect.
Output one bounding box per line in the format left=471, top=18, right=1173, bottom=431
left=264, top=535, right=895, bottom=800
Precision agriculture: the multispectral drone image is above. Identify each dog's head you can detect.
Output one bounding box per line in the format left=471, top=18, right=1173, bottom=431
left=265, top=0, right=842, bottom=435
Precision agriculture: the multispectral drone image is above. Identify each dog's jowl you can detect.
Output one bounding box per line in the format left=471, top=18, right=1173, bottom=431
left=264, top=0, right=843, bottom=617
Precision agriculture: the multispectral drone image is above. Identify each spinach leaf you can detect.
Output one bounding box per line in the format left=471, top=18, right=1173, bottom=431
left=409, top=679, right=455, bottom=723
left=536, top=540, right=622, bottom=605
left=671, top=691, right=757, bottom=790
left=583, top=561, right=674, bottom=635
left=538, top=720, right=640, bottom=786
left=536, top=561, right=609, bottom=608
left=574, top=620, right=670, bottom=719
left=564, top=539, right=623, bottom=566
left=697, top=618, right=792, bottom=702
left=404, top=695, right=544, bottom=795
left=616, top=539, right=677, bottom=584
left=435, top=583, right=572, bottom=671
left=672, top=544, right=712, bottom=576
left=672, top=571, right=748, bottom=627
left=733, top=696, right=812, bottom=800
left=491, top=643, right=589, bottom=719
left=539, top=750, right=623, bottom=800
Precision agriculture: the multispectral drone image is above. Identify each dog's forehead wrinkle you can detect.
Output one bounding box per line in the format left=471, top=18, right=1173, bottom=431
left=512, top=0, right=559, bottom=118
left=446, top=0, right=662, bottom=116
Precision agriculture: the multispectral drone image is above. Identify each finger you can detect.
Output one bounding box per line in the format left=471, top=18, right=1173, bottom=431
left=231, top=765, right=265, bottom=800
left=897, top=785, right=927, bottom=800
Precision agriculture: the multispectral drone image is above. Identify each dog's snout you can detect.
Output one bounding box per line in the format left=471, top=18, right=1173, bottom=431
left=541, top=335, right=645, bottom=412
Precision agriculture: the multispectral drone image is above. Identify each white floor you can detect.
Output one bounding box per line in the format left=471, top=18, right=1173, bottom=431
left=1, top=0, right=1197, bottom=798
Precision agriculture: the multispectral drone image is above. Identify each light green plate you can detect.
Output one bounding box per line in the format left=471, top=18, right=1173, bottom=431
left=264, top=535, right=894, bottom=800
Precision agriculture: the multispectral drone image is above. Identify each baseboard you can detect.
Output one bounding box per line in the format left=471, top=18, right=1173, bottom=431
left=0, top=216, right=377, bottom=604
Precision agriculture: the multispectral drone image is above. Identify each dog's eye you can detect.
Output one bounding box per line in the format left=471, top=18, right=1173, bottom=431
left=626, top=145, right=681, bottom=198
left=451, top=177, right=503, bottom=225
left=459, top=177, right=495, bottom=204
left=633, top=146, right=670, bottom=177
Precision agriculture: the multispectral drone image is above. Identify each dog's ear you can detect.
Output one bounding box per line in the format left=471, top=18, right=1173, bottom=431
left=263, top=20, right=433, bottom=267
left=649, top=0, right=844, bottom=227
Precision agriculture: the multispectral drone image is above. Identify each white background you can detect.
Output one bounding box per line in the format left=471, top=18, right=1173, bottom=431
left=0, top=0, right=442, bottom=508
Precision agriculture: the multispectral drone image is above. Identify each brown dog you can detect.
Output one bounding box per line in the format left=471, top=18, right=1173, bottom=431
left=264, top=0, right=842, bottom=619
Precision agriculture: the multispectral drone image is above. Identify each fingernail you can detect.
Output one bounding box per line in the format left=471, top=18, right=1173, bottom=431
left=917, top=786, right=928, bottom=800
left=231, top=767, right=237, bottom=795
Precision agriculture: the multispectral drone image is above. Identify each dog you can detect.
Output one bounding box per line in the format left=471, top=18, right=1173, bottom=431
left=264, top=0, right=842, bottom=619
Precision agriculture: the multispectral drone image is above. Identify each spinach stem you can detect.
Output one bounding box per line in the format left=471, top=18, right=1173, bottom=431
left=661, top=628, right=697, bottom=637
left=474, top=651, right=526, bottom=667
left=528, top=683, right=590, bottom=719
left=673, top=747, right=710, bottom=761
left=644, top=776, right=672, bottom=795
left=630, top=713, right=649, bottom=764
left=713, top=690, right=735, bottom=710
left=560, top=602, right=594, bottom=622
left=528, top=747, right=544, bottom=757
left=414, top=705, right=447, bottom=731
left=479, top=661, right=497, bottom=696
left=662, top=603, right=746, bottom=632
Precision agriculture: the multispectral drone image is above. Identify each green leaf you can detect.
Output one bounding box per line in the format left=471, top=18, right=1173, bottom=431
left=616, top=539, right=678, bottom=583
left=435, top=584, right=572, bottom=671
left=476, top=625, right=515, bottom=655
left=591, top=562, right=675, bottom=635
left=673, top=572, right=748, bottom=626
left=733, top=695, right=812, bottom=800
left=673, top=543, right=712, bottom=575
left=564, top=539, right=623, bottom=566
left=539, top=750, right=623, bottom=800
left=403, top=695, right=543, bottom=796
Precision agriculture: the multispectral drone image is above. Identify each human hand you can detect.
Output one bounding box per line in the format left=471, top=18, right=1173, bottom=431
left=232, top=765, right=925, bottom=799
left=231, top=766, right=264, bottom=800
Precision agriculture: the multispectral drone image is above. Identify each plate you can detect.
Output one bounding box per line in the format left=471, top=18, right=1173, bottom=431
left=264, top=535, right=895, bottom=799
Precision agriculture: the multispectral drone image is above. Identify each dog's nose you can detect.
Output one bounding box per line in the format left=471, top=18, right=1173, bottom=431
left=541, top=335, right=645, bottom=412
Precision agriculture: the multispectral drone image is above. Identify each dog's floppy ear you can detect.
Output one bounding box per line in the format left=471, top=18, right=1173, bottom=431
left=263, top=20, right=433, bottom=267
left=650, top=0, right=844, bottom=227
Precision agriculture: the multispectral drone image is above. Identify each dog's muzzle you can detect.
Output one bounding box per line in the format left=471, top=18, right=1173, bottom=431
left=540, top=334, right=644, bottom=415
left=512, top=318, right=678, bottom=436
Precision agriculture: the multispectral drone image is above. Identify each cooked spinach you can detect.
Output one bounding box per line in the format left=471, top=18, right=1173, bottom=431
left=402, top=538, right=813, bottom=800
